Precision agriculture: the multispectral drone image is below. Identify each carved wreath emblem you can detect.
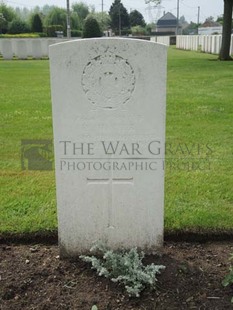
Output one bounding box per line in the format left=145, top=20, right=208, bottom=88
left=82, top=53, right=135, bottom=109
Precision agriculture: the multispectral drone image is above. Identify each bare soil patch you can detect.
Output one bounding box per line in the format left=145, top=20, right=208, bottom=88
left=0, top=241, right=233, bottom=310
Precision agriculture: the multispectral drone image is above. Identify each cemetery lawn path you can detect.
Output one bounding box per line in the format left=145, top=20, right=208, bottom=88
left=1, top=241, right=233, bottom=310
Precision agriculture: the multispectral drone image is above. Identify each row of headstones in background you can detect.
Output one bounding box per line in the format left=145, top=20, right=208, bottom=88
left=0, top=37, right=169, bottom=60
left=177, top=35, right=233, bottom=55
left=1, top=35, right=232, bottom=60
left=0, top=38, right=78, bottom=60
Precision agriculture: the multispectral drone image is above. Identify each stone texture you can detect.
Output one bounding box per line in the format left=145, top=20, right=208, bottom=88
left=50, top=38, right=167, bottom=256
left=16, top=40, right=28, bottom=59
left=1, top=40, right=13, bottom=60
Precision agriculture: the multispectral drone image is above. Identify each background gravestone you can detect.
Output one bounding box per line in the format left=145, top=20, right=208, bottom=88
left=1, top=40, right=13, bottom=60
left=50, top=38, right=167, bottom=257
left=16, top=40, right=28, bottom=60
left=32, top=39, right=43, bottom=59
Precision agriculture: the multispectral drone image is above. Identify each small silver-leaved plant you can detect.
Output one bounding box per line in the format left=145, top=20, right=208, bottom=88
left=80, top=243, right=165, bottom=297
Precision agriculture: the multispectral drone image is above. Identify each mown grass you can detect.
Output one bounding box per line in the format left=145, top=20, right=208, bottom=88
left=0, top=60, right=57, bottom=233
left=165, top=48, right=233, bottom=231
left=0, top=47, right=233, bottom=234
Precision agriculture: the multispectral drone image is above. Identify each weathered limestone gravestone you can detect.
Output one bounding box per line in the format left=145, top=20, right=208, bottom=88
left=1, top=40, right=13, bottom=60
left=32, top=39, right=43, bottom=59
left=50, top=38, right=167, bottom=257
left=16, top=40, right=28, bottom=60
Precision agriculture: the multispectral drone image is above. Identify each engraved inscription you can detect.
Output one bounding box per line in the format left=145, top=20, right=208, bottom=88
left=82, top=52, right=136, bottom=109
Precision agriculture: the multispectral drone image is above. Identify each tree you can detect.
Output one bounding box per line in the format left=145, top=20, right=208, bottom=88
left=89, top=12, right=111, bottom=32
left=82, top=15, right=102, bottom=38
left=145, top=22, right=156, bottom=35
left=44, top=7, right=67, bottom=36
left=216, top=15, right=224, bottom=25
left=72, top=2, right=89, bottom=28
left=8, top=18, right=30, bottom=34
left=109, top=0, right=130, bottom=33
left=205, top=16, right=215, bottom=22
left=219, top=0, right=233, bottom=60
left=131, top=25, right=146, bottom=35
left=182, top=21, right=198, bottom=35
left=42, top=5, right=56, bottom=16
left=14, top=7, right=30, bottom=21
left=44, top=7, right=66, bottom=29
left=44, top=6, right=69, bottom=36
left=0, top=3, right=17, bottom=33
left=0, top=3, right=17, bottom=22
left=70, top=12, right=81, bottom=30
left=129, top=10, right=145, bottom=27
left=31, top=13, right=43, bottom=32
left=0, top=13, right=7, bottom=33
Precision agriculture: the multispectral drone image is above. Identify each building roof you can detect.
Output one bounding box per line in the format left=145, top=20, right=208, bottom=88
left=157, top=12, right=177, bottom=27
left=159, top=12, right=177, bottom=21
left=201, top=20, right=221, bottom=28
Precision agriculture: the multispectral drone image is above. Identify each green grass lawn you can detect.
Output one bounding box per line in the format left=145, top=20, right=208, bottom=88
left=0, top=47, right=233, bottom=235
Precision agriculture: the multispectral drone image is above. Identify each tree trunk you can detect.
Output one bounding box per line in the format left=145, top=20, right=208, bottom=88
left=219, top=0, right=233, bottom=60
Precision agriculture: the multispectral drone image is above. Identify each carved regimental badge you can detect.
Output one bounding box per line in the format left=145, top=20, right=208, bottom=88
left=82, top=52, right=136, bottom=109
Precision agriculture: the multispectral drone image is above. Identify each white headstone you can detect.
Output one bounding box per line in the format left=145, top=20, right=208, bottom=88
left=32, top=39, right=43, bottom=59
left=16, top=40, right=28, bottom=59
left=50, top=38, right=167, bottom=257
left=41, top=39, right=49, bottom=57
left=2, top=40, right=13, bottom=60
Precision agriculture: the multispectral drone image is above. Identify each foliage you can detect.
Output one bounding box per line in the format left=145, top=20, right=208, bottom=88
left=70, top=12, right=81, bottom=31
left=72, top=2, right=89, bottom=20
left=72, top=2, right=90, bottom=28
left=80, top=243, right=165, bottom=297
left=145, top=22, right=156, bottom=35
left=41, top=5, right=56, bottom=16
left=0, top=12, right=7, bottom=33
left=131, top=25, right=146, bottom=36
left=44, top=7, right=66, bottom=29
left=222, top=253, right=233, bottom=303
left=31, top=13, right=43, bottom=33
left=117, top=28, right=131, bottom=36
left=0, top=33, right=40, bottom=38
left=14, top=7, right=31, bottom=21
left=182, top=21, right=198, bottom=35
left=129, top=10, right=145, bottom=27
left=89, top=12, right=111, bottom=32
left=8, top=18, right=30, bottom=34
left=216, top=15, right=224, bottom=24
left=109, top=0, right=130, bottom=32
left=37, top=32, right=47, bottom=37
left=46, top=24, right=63, bottom=37
left=44, top=5, right=82, bottom=34
left=0, top=3, right=17, bottom=33
left=82, top=15, right=102, bottom=38
left=0, top=3, right=17, bottom=22
left=71, top=29, right=82, bottom=37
